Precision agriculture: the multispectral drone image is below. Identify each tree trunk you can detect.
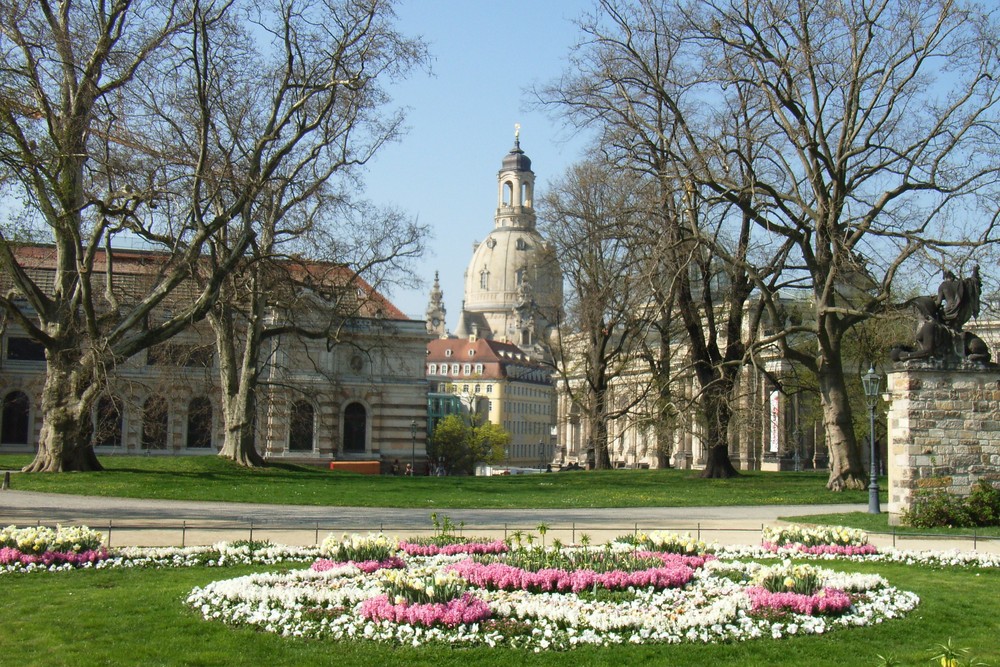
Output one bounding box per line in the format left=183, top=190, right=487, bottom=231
left=699, top=382, right=739, bottom=479
left=212, top=292, right=268, bottom=468
left=819, top=364, right=866, bottom=490
left=218, top=393, right=266, bottom=467
left=22, top=351, right=103, bottom=472
left=589, top=387, right=613, bottom=469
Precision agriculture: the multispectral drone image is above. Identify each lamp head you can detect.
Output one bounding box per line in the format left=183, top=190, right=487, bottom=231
left=862, top=366, right=882, bottom=404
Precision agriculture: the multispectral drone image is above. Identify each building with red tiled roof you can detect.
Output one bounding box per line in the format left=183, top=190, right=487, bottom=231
left=0, top=244, right=431, bottom=470
left=426, top=335, right=554, bottom=469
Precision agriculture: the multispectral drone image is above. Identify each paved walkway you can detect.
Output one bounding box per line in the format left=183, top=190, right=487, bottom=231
left=1, top=489, right=996, bottom=552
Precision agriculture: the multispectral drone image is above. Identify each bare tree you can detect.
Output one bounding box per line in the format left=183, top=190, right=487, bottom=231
left=539, top=11, right=787, bottom=478
left=160, top=0, right=429, bottom=467
left=540, top=160, right=654, bottom=469
left=542, top=0, right=1000, bottom=489
left=0, top=0, right=425, bottom=472
left=210, top=203, right=426, bottom=467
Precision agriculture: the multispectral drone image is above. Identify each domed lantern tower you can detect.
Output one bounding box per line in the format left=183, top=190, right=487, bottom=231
left=459, top=126, right=562, bottom=357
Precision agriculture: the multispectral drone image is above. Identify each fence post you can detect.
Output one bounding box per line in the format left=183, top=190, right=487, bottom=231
left=697, top=523, right=701, bottom=541
left=249, top=519, right=254, bottom=543
left=315, top=522, right=319, bottom=546
left=572, top=522, right=575, bottom=545
left=182, top=521, right=186, bottom=548
left=107, top=520, right=113, bottom=549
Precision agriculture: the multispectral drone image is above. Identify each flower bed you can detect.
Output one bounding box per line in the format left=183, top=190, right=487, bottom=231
left=8, top=524, right=992, bottom=651
left=184, top=533, right=922, bottom=649
left=399, top=539, right=508, bottom=557
left=1, top=524, right=106, bottom=555
left=0, top=546, right=109, bottom=568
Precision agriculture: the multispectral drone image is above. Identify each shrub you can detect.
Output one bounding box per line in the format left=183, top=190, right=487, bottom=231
left=966, top=482, right=1000, bottom=526
left=902, top=482, right=1000, bottom=528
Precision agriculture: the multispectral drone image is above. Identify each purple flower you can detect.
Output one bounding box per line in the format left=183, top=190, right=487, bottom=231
left=360, top=593, right=492, bottom=627
left=398, top=540, right=509, bottom=557
left=762, top=542, right=878, bottom=556
left=447, top=557, right=698, bottom=593
left=746, top=586, right=853, bottom=616
left=0, top=547, right=109, bottom=568
left=310, top=556, right=405, bottom=573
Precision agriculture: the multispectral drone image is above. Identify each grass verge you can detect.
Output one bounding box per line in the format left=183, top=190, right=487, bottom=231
left=0, top=560, right=997, bottom=666
left=0, top=454, right=884, bottom=509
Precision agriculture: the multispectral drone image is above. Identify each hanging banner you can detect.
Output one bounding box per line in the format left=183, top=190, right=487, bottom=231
left=769, top=390, right=780, bottom=453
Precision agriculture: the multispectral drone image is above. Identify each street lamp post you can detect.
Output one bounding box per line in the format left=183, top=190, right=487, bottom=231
left=862, top=366, right=882, bottom=514
left=410, top=419, right=417, bottom=477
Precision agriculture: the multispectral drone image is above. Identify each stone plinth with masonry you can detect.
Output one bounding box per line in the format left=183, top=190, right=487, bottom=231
left=886, top=366, right=1000, bottom=524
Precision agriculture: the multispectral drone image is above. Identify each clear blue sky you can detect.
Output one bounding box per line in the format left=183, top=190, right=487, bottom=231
left=361, top=0, right=595, bottom=323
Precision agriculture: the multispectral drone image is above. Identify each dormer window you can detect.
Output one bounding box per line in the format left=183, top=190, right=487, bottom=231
left=480, top=270, right=489, bottom=290
left=445, top=349, right=453, bottom=357
left=516, top=238, right=527, bottom=251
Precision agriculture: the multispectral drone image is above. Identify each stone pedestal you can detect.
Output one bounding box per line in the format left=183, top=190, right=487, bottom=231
left=885, top=365, right=1000, bottom=524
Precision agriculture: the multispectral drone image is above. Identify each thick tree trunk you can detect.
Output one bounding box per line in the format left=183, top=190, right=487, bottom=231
left=211, top=294, right=267, bottom=468
left=699, top=383, right=739, bottom=479
left=589, top=387, right=613, bottom=469
left=22, top=351, right=103, bottom=473
left=819, top=364, right=866, bottom=490
left=218, top=396, right=266, bottom=467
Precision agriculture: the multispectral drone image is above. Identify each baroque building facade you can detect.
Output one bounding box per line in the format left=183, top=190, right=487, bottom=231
left=0, top=245, right=430, bottom=470
left=553, top=310, right=828, bottom=472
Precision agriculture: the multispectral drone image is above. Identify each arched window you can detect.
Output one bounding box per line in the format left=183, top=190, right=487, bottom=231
left=141, top=395, right=169, bottom=450
left=289, top=400, right=314, bottom=451
left=479, top=270, right=489, bottom=290
left=1, top=391, right=30, bottom=445
left=186, top=397, right=213, bottom=449
left=343, top=402, right=367, bottom=453
left=502, top=181, right=513, bottom=206
left=521, top=182, right=532, bottom=207
left=94, top=396, right=123, bottom=448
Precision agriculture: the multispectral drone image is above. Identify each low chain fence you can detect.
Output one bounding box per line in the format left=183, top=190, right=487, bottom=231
left=2, top=517, right=998, bottom=552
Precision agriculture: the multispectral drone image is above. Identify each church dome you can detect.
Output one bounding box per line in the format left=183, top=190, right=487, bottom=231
left=501, top=139, right=532, bottom=173
left=465, top=227, right=561, bottom=314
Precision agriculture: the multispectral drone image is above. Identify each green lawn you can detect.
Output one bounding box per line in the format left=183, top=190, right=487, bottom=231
left=1, top=560, right=997, bottom=666
left=3, top=454, right=996, bottom=665
left=0, top=454, right=884, bottom=508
